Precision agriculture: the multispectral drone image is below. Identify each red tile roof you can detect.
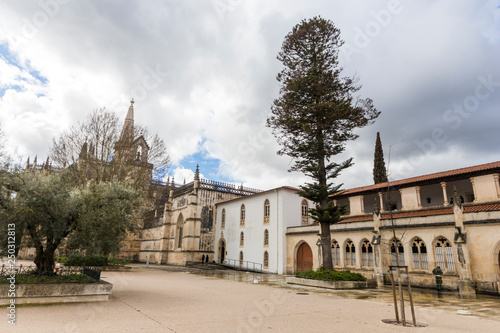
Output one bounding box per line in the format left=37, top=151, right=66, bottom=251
left=464, top=203, right=500, bottom=212
left=339, top=215, right=374, bottom=223
left=333, top=161, right=500, bottom=197
left=380, top=208, right=453, bottom=220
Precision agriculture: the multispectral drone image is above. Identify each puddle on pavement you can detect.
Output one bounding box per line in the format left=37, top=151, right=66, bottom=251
left=189, top=268, right=500, bottom=321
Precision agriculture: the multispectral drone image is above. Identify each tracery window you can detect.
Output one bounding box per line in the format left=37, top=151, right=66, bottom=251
left=331, top=240, right=340, bottom=266
left=263, top=251, right=269, bottom=269
left=264, top=229, right=269, bottom=246
left=301, top=199, right=309, bottom=225
left=361, top=240, right=374, bottom=267
left=240, top=204, right=245, bottom=227
left=435, top=237, right=455, bottom=271
left=391, top=238, right=405, bottom=266
left=264, top=199, right=270, bottom=224
left=345, top=240, right=356, bottom=266
left=411, top=237, right=428, bottom=269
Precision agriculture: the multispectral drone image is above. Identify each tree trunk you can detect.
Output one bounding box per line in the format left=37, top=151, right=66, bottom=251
left=320, top=222, right=333, bottom=270
left=34, top=245, right=56, bottom=273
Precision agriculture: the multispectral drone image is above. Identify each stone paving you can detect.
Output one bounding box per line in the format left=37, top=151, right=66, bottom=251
left=1, top=263, right=500, bottom=332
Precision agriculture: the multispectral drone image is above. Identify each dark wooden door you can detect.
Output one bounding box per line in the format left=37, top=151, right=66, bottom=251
left=297, top=243, right=313, bottom=271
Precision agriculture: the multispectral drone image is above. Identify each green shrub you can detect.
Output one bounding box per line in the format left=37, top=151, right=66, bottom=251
left=65, top=254, right=85, bottom=266
left=65, top=254, right=108, bottom=267
left=295, top=268, right=367, bottom=282
left=56, top=257, right=68, bottom=264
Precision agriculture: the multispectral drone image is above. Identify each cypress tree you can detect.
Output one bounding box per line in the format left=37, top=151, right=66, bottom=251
left=373, top=132, right=388, bottom=184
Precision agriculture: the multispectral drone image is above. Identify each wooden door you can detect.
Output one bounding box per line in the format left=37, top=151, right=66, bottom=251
left=297, top=243, right=313, bottom=271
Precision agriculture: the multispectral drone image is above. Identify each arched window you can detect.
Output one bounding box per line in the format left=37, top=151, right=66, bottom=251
left=411, top=237, right=428, bottom=269
left=435, top=237, right=455, bottom=271
left=240, top=232, right=244, bottom=246
left=221, top=209, right=226, bottom=229
left=264, top=199, right=270, bottom=224
left=240, top=204, right=245, bottom=227
left=331, top=240, right=340, bottom=266
left=391, top=238, right=405, bottom=266
left=345, top=240, right=356, bottom=266
left=264, top=229, right=269, bottom=246
left=361, top=240, right=374, bottom=267
left=301, top=199, right=309, bottom=225
left=239, top=251, right=244, bottom=266
left=263, top=251, right=269, bottom=269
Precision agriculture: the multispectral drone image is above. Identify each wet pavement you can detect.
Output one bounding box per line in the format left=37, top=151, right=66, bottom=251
left=142, top=263, right=500, bottom=322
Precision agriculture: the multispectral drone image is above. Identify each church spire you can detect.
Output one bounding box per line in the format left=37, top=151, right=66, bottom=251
left=119, top=99, right=135, bottom=143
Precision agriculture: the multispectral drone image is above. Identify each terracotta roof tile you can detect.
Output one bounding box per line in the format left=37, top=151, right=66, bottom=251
left=333, top=161, right=500, bottom=197
left=380, top=208, right=453, bottom=219
left=339, top=215, right=374, bottom=223
left=464, top=203, right=500, bottom=212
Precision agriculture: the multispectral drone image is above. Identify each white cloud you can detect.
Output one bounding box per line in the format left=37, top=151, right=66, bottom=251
left=0, top=0, right=499, bottom=192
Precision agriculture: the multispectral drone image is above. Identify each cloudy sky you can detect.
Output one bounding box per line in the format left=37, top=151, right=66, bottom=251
left=0, top=0, right=499, bottom=191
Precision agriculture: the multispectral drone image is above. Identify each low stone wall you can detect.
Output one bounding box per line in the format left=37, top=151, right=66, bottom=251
left=0, top=281, right=113, bottom=305
left=287, top=277, right=377, bottom=290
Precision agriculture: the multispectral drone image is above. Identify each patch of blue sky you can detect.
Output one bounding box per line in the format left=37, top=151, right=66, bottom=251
left=0, top=85, right=22, bottom=98
left=179, top=150, right=240, bottom=184
left=0, top=42, right=48, bottom=85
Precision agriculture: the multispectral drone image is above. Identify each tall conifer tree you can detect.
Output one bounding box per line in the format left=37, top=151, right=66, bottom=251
left=267, top=17, right=379, bottom=270
left=373, top=132, right=388, bottom=184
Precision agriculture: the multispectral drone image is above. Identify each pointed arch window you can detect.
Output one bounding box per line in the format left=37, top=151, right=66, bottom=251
left=301, top=199, right=309, bottom=225
left=263, top=251, right=269, bottom=269
left=239, top=251, right=244, bottom=266
left=240, top=231, right=244, bottom=246
left=264, top=229, right=269, bottom=246
left=240, top=204, right=245, bottom=227
left=361, top=240, right=374, bottom=267
left=221, top=209, right=226, bottom=229
left=264, top=199, right=270, bottom=224
left=435, top=237, right=455, bottom=271
left=345, top=240, right=356, bottom=266
left=412, top=237, right=428, bottom=269
left=331, top=240, right=340, bottom=266
left=391, top=238, right=405, bottom=266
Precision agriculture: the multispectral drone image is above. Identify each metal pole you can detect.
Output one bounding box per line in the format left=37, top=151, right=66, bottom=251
left=398, top=267, right=406, bottom=326
left=405, top=266, right=417, bottom=326
left=389, top=267, right=400, bottom=324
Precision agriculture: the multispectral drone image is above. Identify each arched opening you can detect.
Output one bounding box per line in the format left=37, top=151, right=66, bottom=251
left=301, top=199, right=309, bottom=225
left=361, top=239, right=373, bottom=268
left=296, top=242, right=313, bottom=272
left=435, top=237, right=455, bottom=271
left=331, top=240, right=340, bottom=266
left=345, top=239, right=356, bottom=266
left=391, top=238, right=405, bottom=266
left=218, top=238, right=226, bottom=263
left=264, top=199, right=270, bottom=224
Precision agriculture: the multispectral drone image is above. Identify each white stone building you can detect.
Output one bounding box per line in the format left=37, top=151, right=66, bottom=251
left=214, top=187, right=313, bottom=274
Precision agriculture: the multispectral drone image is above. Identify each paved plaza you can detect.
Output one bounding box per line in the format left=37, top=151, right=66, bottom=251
left=2, top=264, right=500, bottom=332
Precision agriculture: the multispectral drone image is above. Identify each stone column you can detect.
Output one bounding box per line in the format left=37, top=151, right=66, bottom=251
left=372, top=212, right=384, bottom=288
left=469, top=178, right=478, bottom=203
left=416, top=186, right=422, bottom=208
left=378, top=192, right=385, bottom=212
left=440, top=182, right=449, bottom=206
left=494, top=174, right=500, bottom=199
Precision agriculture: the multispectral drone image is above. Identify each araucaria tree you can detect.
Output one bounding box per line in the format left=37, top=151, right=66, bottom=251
left=373, top=132, right=388, bottom=184
left=267, top=17, right=379, bottom=270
